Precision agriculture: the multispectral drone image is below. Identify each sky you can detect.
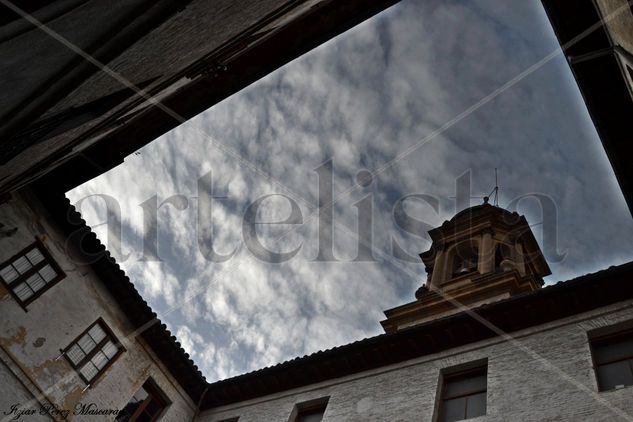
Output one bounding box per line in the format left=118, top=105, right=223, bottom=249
left=67, top=0, right=633, bottom=382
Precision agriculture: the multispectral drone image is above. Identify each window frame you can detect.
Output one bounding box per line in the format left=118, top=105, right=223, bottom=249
left=0, top=238, right=66, bottom=310
left=62, top=318, right=125, bottom=386
left=117, top=378, right=171, bottom=422
left=289, top=397, right=329, bottom=422
left=589, top=328, right=633, bottom=392
left=437, top=363, right=488, bottom=422
left=494, top=242, right=513, bottom=273
left=450, top=240, right=480, bottom=278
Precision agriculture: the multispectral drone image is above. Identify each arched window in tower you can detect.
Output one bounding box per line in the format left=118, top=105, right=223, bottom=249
left=495, top=243, right=514, bottom=273
left=452, top=241, right=479, bottom=277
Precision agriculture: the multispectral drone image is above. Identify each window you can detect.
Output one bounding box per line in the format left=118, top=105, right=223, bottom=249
left=296, top=408, right=326, bottom=422
left=452, top=242, right=479, bottom=277
left=438, top=366, right=487, bottom=422
left=116, top=379, right=169, bottom=422
left=590, top=330, right=633, bottom=391
left=292, top=397, right=329, bottom=422
left=0, top=239, right=65, bottom=308
left=63, top=319, right=124, bottom=385
left=494, top=243, right=513, bottom=273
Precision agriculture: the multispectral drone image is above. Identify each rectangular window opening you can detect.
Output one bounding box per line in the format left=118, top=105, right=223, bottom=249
left=116, top=378, right=170, bottom=422
left=63, top=319, right=124, bottom=385
left=0, top=238, right=65, bottom=308
left=590, top=328, right=633, bottom=392
left=292, top=397, right=329, bottom=422
left=438, top=363, right=487, bottom=422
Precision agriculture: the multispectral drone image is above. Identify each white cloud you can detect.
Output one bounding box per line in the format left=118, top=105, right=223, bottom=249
left=67, top=0, right=633, bottom=382
left=176, top=325, right=204, bottom=358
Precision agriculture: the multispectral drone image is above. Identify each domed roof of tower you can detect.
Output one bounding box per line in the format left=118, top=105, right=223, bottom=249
left=449, top=202, right=520, bottom=225
left=429, top=202, right=523, bottom=244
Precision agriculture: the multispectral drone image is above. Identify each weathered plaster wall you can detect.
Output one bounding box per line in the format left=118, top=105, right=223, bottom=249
left=0, top=356, right=51, bottom=421
left=595, top=0, right=633, bottom=93
left=0, top=190, right=196, bottom=421
left=595, top=0, right=633, bottom=54
left=197, top=302, right=633, bottom=422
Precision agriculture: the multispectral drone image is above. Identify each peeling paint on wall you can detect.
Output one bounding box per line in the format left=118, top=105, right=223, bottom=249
left=1, top=325, right=27, bottom=347
left=61, top=385, right=85, bottom=420
left=0, top=284, right=10, bottom=301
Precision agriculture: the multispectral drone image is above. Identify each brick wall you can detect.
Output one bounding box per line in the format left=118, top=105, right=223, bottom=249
left=198, top=302, right=633, bottom=422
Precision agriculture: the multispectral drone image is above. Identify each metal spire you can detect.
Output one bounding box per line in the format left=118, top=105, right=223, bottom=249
left=487, top=168, right=499, bottom=206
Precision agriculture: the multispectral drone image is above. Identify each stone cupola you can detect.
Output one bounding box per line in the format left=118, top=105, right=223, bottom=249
left=381, top=200, right=551, bottom=333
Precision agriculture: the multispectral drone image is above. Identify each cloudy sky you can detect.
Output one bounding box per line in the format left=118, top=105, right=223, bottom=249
left=67, top=0, right=633, bottom=382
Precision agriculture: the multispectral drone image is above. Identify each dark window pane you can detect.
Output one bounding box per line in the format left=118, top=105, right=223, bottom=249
left=136, top=413, right=152, bottom=422
left=444, top=374, right=486, bottom=398
left=441, top=397, right=466, bottom=422
left=116, top=389, right=147, bottom=421
left=593, top=338, right=633, bottom=364
left=297, top=408, right=325, bottom=422
left=117, top=381, right=168, bottom=422
left=452, top=241, right=479, bottom=276
left=144, top=399, right=162, bottom=416
left=596, top=360, right=633, bottom=391
left=115, top=407, right=137, bottom=422
left=465, top=392, right=486, bottom=418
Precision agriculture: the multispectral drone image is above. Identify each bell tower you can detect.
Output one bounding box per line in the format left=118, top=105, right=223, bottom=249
left=381, top=199, right=551, bottom=333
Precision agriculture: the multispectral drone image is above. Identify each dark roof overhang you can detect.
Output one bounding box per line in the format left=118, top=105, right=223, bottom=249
left=540, top=0, right=633, bottom=217
left=3, top=0, right=401, bottom=195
